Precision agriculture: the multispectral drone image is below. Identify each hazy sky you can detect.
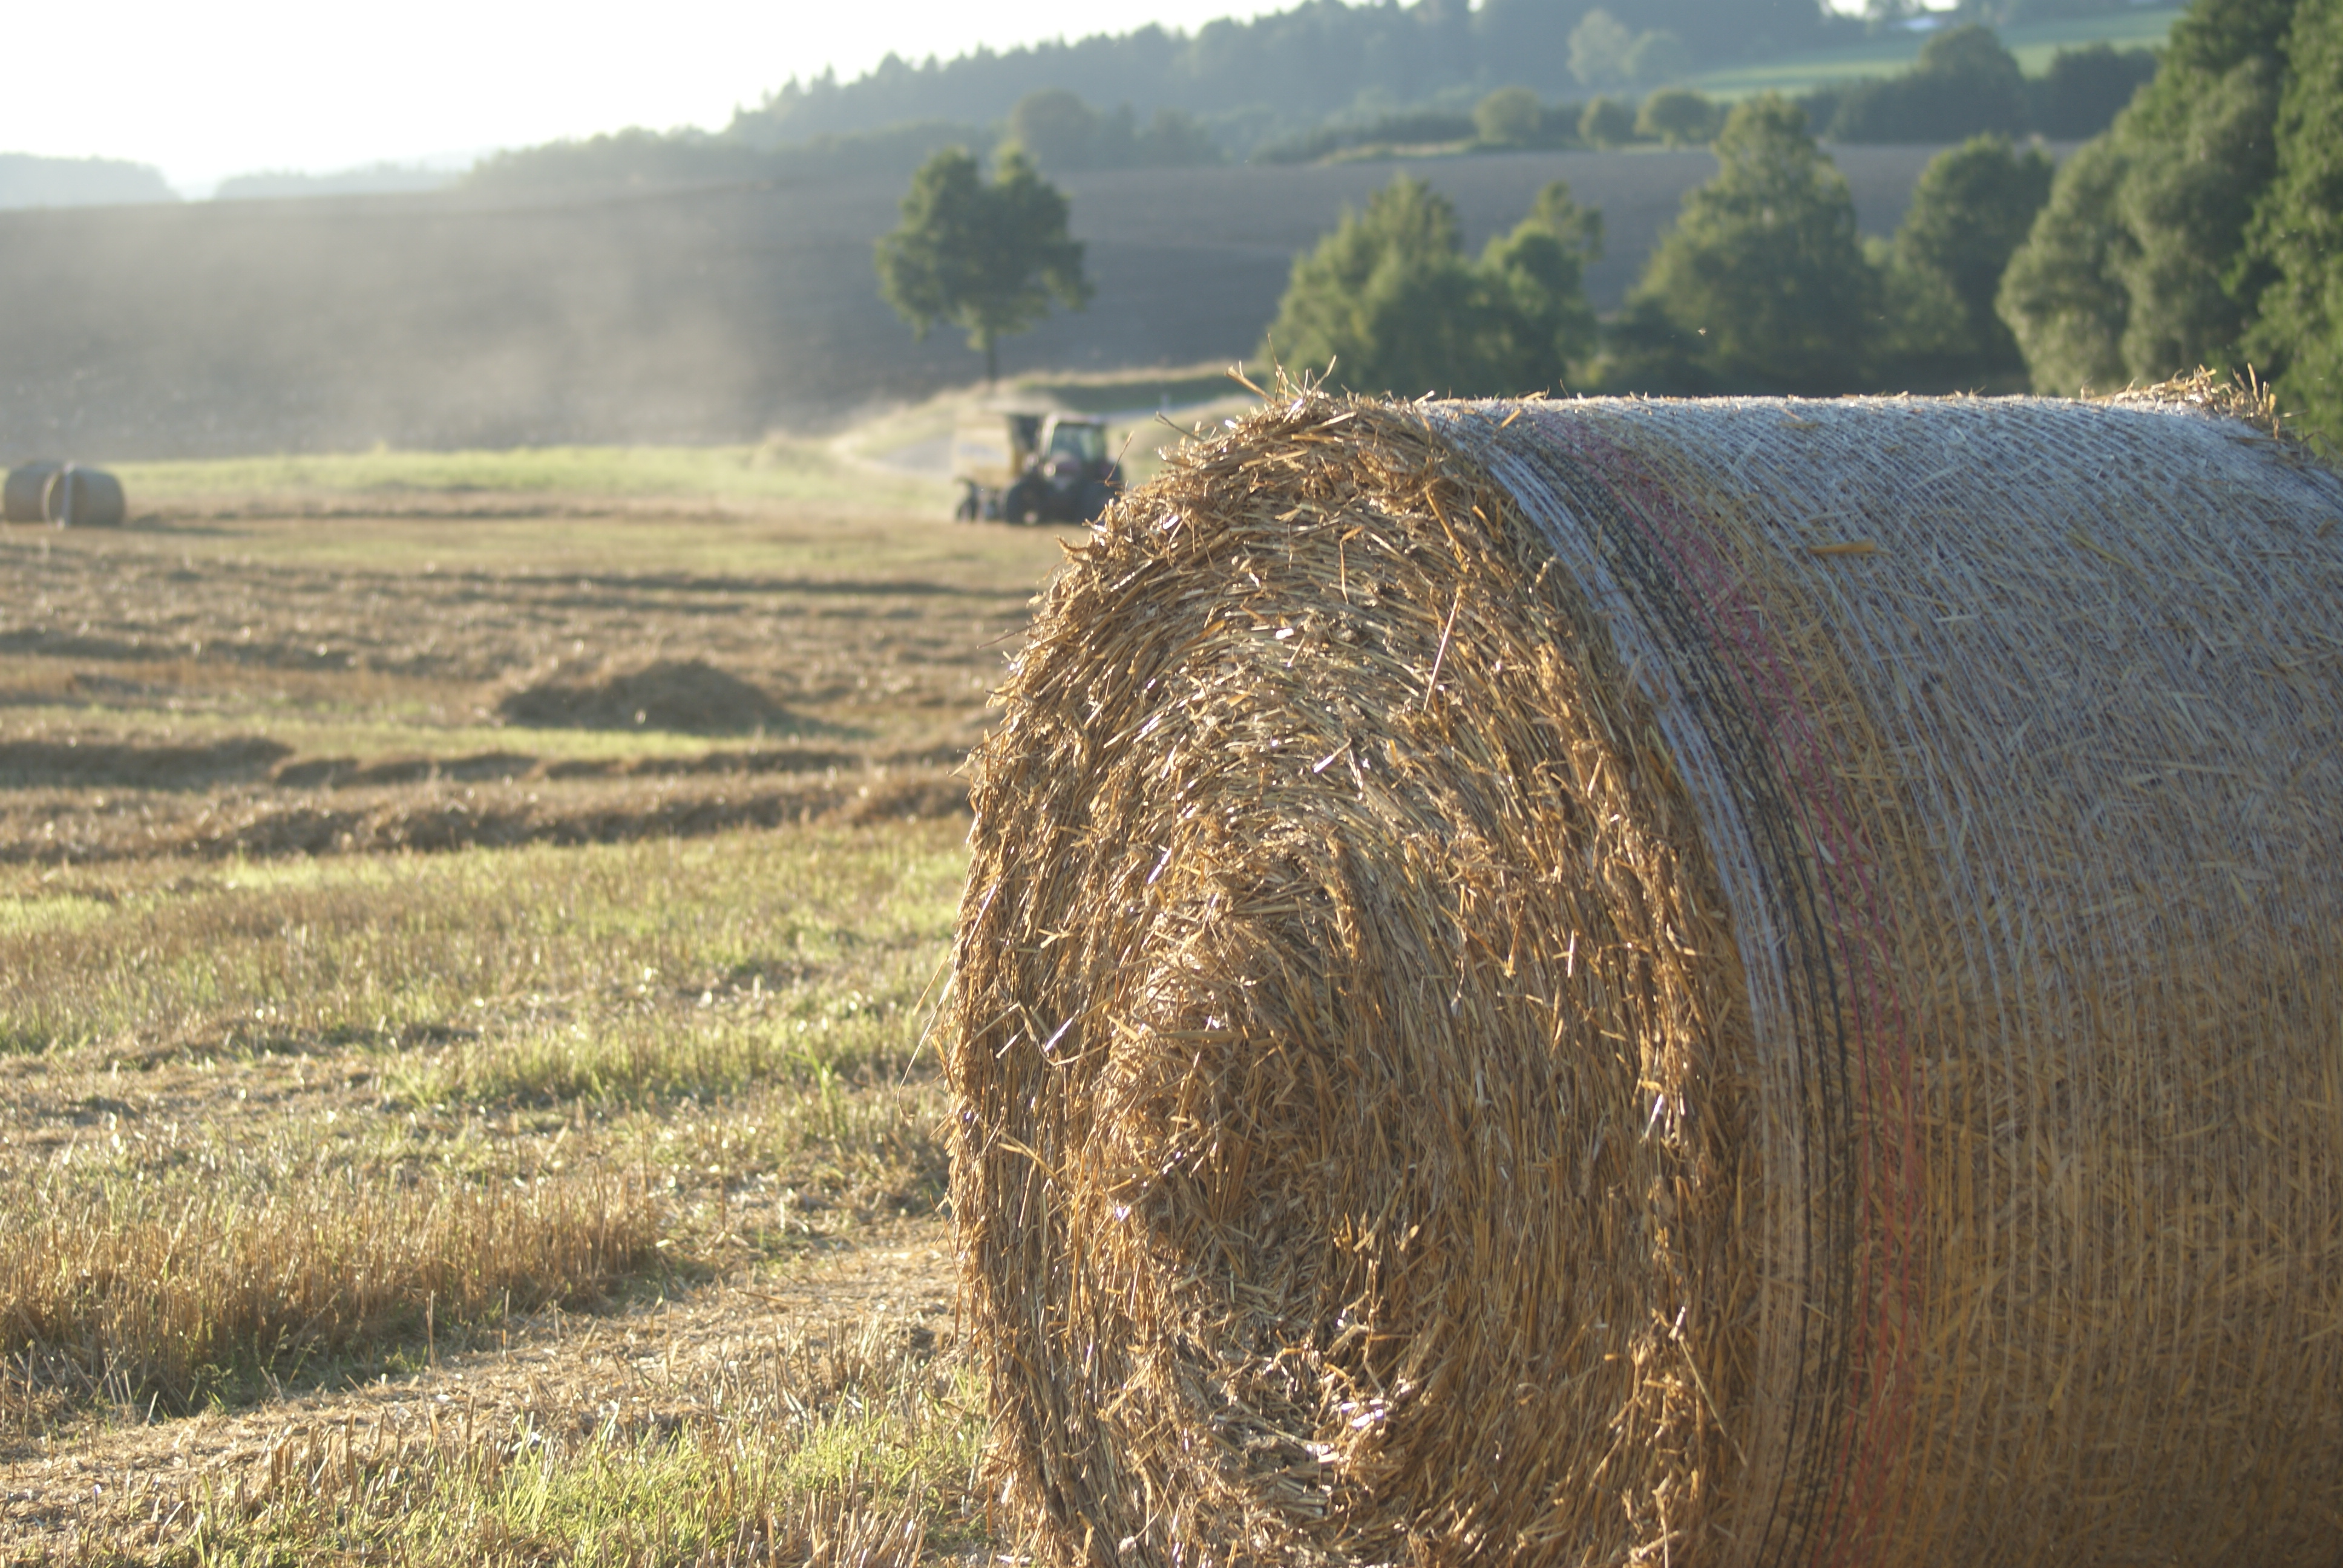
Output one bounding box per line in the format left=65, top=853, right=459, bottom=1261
left=0, top=0, right=1292, bottom=195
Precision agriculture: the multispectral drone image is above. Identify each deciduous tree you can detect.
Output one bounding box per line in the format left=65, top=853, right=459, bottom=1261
left=2000, top=0, right=2296, bottom=393
left=1605, top=95, right=1877, bottom=393
left=2242, top=0, right=2343, bottom=447
left=2025, top=44, right=2159, bottom=139
left=1480, top=181, right=1607, bottom=390
left=1003, top=90, right=1103, bottom=171
left=1827, top=25, right=2028, bottom=143
left=1636, top=87, right=1722, bottom=146
left=1878, top=134, right=2053, bottom=384
left=1578, top=96, right=1637, bottom=147
left=1474, top=85, right=1545, bottom=146
left=874, top=148, right=1091, bottom=386
left=1568, top=9, right=1639, bottom=87
left=1263, top=174, right=1601, bottom=397
left=1625, top=28, right=1691, bottom=85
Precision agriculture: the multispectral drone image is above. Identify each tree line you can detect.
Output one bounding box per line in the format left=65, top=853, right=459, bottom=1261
left=744, top=2, right=2156, bottom=160
left=464, top=22, right=2153, bottom=198
left=1264, top=0, right=2339, bottom=449
left=1254, top=28, right=2152, bottom=163
left=744, top=0, right=1855, bottom=152
left=871, top=0, right=2335, bottom=448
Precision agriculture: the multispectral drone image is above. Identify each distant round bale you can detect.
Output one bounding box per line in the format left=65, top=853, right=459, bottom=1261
left=3, top=461, right=62, bottom=523
left=946, top=382, right=2343, bottom=1567
left=43, top=465, right=126, bottom=526
left=4, top=462, right=126, bottom=526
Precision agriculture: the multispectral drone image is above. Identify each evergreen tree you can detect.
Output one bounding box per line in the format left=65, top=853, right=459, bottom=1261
left=1605, top=95, right=1878, bottom=394
left=2242, top=0, right=2343, bottom=447
left=735, top=0, right=1835, bottom=151
left=2000, top=0, right=2297, bottom=393
left=874, top=148, right=1091, bottom=385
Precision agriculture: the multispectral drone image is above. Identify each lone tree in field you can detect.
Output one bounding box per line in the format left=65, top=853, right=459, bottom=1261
left=874, top=148, right=1091, bottom=385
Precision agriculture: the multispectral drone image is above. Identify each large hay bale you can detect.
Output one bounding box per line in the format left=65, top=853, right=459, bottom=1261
left=946, top=388, right=2343, bottom=1567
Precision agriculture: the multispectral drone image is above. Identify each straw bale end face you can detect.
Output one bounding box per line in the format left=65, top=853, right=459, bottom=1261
left=949, top=397, right=1752, bottom=1566
left=948, top=387, right=2343, bottom=1567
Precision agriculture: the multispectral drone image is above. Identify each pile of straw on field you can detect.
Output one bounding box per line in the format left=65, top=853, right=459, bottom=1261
left=945, top=383, right=2343, bottom=1567
left=492, top=653, right=795, bottom=734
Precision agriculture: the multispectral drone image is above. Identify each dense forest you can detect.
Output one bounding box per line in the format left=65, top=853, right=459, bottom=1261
left=467, top=6, right=2157, bottom=195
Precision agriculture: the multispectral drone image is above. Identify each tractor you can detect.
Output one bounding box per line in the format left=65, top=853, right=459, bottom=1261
left=952, top=412, right=1121, bottom=524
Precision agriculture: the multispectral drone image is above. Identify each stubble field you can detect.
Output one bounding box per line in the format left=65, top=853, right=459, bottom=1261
left=0, top=451, right=1079, bottom=1563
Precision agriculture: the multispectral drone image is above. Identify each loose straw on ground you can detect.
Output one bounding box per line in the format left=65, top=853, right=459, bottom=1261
left=946, top=380, right=2343, bottom=1567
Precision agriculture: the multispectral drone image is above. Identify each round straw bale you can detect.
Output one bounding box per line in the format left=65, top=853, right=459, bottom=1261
left=945, top=389, right=2343, bottom=1567
left=42, top=465, right=126, bottom=527
left=3, top=461, right=62, bottom=523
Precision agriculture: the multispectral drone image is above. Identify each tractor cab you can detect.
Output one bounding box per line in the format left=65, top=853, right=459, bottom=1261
left=952, top=412, right=1122, bottom=524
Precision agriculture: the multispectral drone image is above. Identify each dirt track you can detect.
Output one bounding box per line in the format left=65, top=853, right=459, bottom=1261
left=0, top=147, right=1964, bottom=460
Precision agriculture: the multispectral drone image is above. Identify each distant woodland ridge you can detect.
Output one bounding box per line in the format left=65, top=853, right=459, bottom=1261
left=6, top=0, right=2166, bottom=207
left=0, top=153, right=176, bottom=209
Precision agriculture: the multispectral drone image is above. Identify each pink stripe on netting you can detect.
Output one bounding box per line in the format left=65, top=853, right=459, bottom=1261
left=1557, top=418, right=1922, bottom=1568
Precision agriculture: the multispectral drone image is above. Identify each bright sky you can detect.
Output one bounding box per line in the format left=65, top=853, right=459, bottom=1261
left=0, top=1, right=1292, bottom=196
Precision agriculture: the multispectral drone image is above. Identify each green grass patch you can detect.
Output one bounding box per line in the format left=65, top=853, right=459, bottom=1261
left=1016, top=363, right=1260, bottom=414
left=149, top=1323, right=983, bottom=1567
left=1689, top=8, right=2180, bottom=99
left=1, top=703, right=760, bottom=765
left=0, top=822, right=965, bottom=1057
left=96, top=506, right=1048, bottom=586
left=113, top=440, right=948, bottom=514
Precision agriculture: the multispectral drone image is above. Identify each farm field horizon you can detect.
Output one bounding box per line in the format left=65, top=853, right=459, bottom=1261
left=0, top=445, right=1103, bottom=1561
left=0, top=143, right=1970, bottom=464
